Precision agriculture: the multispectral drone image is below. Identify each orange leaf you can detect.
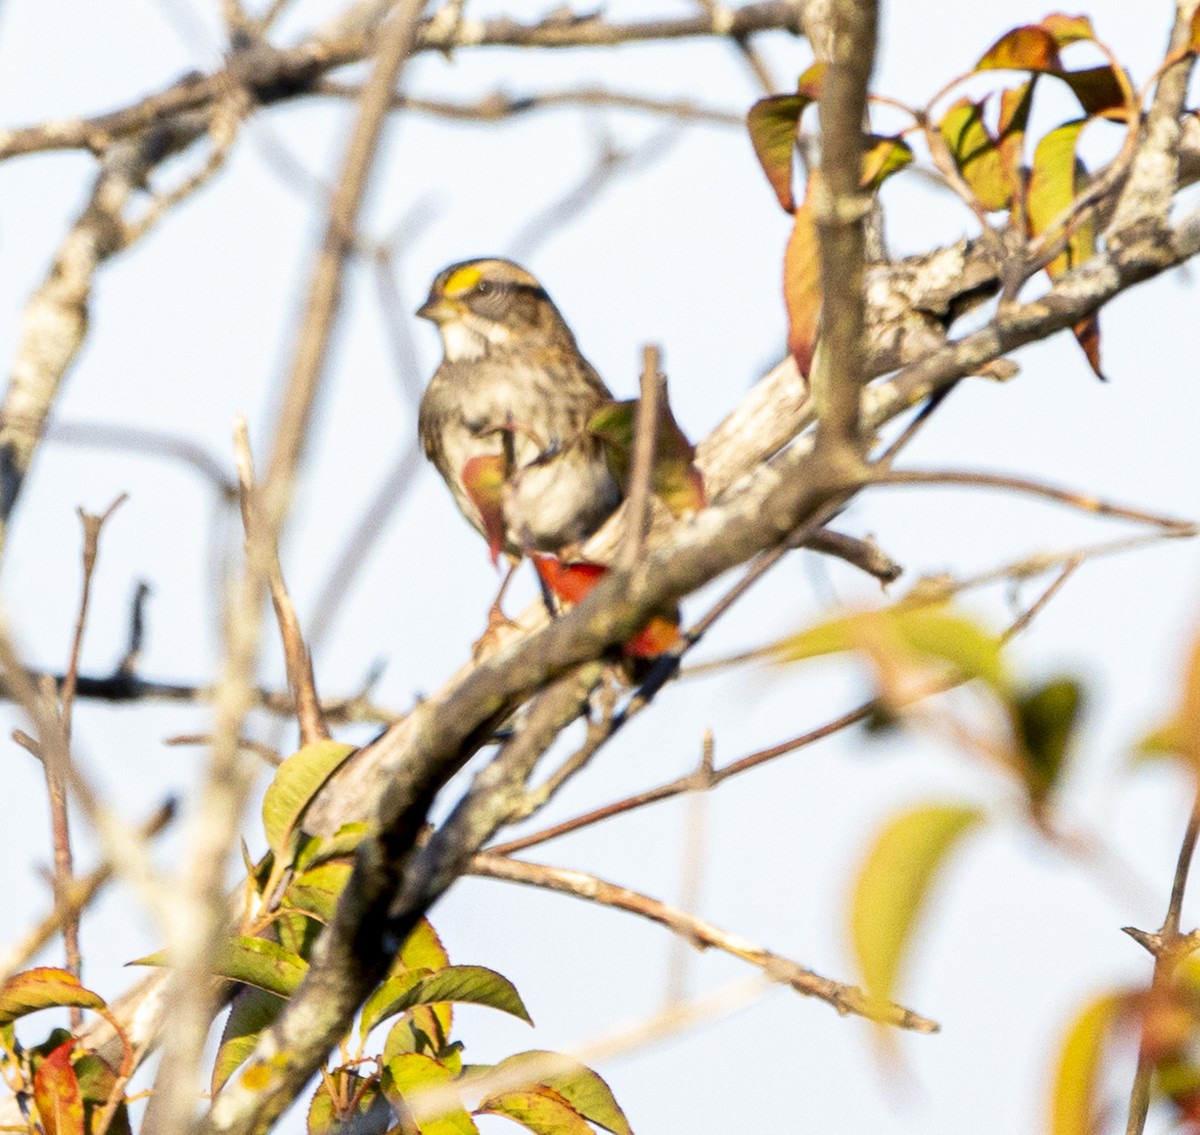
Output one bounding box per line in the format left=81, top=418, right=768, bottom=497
left=626, top=615, right=682, bottom=659
left=784, top=180, right=820, bottom=377
left=1072, top=315, right=1104, bottom=381
left=33, top=1040, right=84, bottom=1135
left=977, top=25, right=1062, bottom=72
left=1040, top=13, right=1096, bottom=45
left=461, top=453, right=509, bottom=566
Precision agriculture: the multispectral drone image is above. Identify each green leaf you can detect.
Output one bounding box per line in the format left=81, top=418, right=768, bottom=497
left=366, top=966, right=531, bottom=1032
left=32, top=1038, right=83, bottom=1135
left=784, top=179, right=820, bottom=377
left=383, top=1053, right=478, bottom=1135
left=132, top=937, right=308, bottom=999
left=282, top=861, right=352, bottom=925
left=212, top=986, right=286, bottom=1095
left=293, top=822, right=369, bottom=872
left=477, top=1088, right=593, bottom=1135
left=1050, top=992, right=1132, bottom=1135
left=360, top=969, right=432, bottom=1042
left=0, top=968, right=105, bottom=1026
left=938, top=99, right=1011, bottom=211
left=485, top=1052, right=633, bottom=1135
left=850, top=803, right=984, bottom=1003
left=1014, top=678, right=1083, bottom=802
left=262, top=741, right=356, bottom=861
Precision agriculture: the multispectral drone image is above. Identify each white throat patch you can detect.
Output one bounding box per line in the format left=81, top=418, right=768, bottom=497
left=439, top=317, right=513, bottom=362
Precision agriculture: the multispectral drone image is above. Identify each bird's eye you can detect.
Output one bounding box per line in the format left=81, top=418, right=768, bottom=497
left=475, top=280, right=492, bottom=296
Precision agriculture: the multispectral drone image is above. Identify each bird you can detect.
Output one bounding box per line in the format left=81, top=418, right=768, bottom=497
left=417, top=257, right=621, bottom=565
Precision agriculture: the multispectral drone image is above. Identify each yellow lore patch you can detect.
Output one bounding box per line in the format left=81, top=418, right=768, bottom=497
left=444, top=264, right=482, bottom=296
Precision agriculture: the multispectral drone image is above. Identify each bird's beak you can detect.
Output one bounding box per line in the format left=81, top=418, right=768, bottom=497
left=417, top=295, right=456, bottom=323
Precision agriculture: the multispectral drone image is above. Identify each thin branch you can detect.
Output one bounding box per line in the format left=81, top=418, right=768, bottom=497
left=233, top=419, right=328, bottom=745
left=618, top=348, right=662, bottom=571
left=52, top=495, right=127, bottom=1020
left=470, top=853, right=937, bottom=1031
left=258, top=0, right=425, bottom=543
left=1124, top=794, right=1200, bottom=1135
left=317, top=81, right=745, bottom=125
left=874, top=468, right=1197, bottom=534
left=487, top=547, right=1112, bottom=858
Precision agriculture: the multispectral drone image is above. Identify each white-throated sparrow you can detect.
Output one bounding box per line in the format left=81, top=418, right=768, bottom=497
left=417, top=257, right=621, bottom=562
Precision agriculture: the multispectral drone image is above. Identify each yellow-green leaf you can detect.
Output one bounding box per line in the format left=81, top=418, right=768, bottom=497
left=485, top=1052, right=633, bottom=1135
left=1050, top=992, right=1131, bottom=1135
left=400, top=918, right=451, bottom=975
left=383, top=1052, right=478, bottom=1135
left=772, top=602, right=1009, bottom=696
left=1028, top=119, right=1091, bottom=275
left=293, top=822, right=369, bottom=872
left=588, top=398, right=706, bottom=519
left=212, top=986, right=285, bottom=1095
left=282, top=861, right=352, bottom=925
left=850, top=803, right=984, bottom=1002
left=132, top=937, right=308, bottom=998
left=477, top=1087, right=593, bottom=1135
left=784, top=180, right=820, bottom=377
left=0, top=968, right=105, bottom=1026
left=262, top=741, right=356, bottom=861
left=746, top=94, right=809, bottom=213
left=860, top=135, right=914, bottom=191
left=938, top=99, right=1011, bottom=211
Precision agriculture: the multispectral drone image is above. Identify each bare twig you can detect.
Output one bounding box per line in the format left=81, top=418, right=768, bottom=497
left=470, top=853, right=937, bottom=1031
left=1124, top=794, right=1200, bottom=1135
left=618, top=347, right=663, bottom=571
left=233, top=420, right=328, bottom=745
left=874, top=468, right=1197, bottom=534
left=52, top=494, right=127, bottom=1020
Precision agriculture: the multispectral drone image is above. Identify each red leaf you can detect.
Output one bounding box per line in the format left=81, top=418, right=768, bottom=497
left=461, top=453, right=509, bottom=566
left=530, top=556, right=681, bottom=659
left=33, top=1040, right=84, bottom=1135
left=784, top=180, right=820, bottom=377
